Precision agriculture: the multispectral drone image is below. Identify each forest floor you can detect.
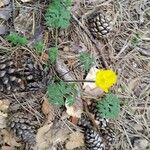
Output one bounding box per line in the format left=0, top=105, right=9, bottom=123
left=0, top=0, right=150, bottom=150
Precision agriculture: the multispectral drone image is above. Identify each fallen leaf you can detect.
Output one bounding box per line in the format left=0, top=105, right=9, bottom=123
left=71, top=117, right=78, bottom=125
left=66, top=104, right=83, bottom=118
left=42, top=98, right=60, bottom=124
left=42, top=99, right=53, bottom=115
left=0, top=100, right=10, bottom=112
left=1, top=129, right=21, bottom=147
left=0, top=4, right=12, bottom=20
left=0, top=0, right=10, bottom=8
left=55, top=58, right=76, bottom=81
left=20, top=0, right=32, bottom=2
left=83, top=66, right=104, bottom=97
left=35, top=120, right=70, bottom=150
left=40, top=53, right=49, bottom=62
left=0, top=111, right=7, bottom=128
left=14, top=7, right=33, bottom=37
left=0, top=100, right=10, bottom=129
left=65, top=87, right=83, bottom=118
left=66, top=131, right=84, bottom=150
left=0, top=25, right=8, bottom=35
left=1, top=146, right=16, bottom=150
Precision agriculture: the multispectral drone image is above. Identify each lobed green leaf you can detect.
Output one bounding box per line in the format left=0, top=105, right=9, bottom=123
left=97, top=93, right=120, bottom=119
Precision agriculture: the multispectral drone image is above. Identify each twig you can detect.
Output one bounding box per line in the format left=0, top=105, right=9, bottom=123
left=64, top=80, right=95, bottom=83
left=71, top=13, right=108, bottom=68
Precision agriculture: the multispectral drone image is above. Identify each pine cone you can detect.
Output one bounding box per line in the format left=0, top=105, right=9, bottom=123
left=100, top=127, right=115, bottom=149
left=88, top=101, right=115, bottom=149
left=88, top=12, right=112, bottom=38
left=8, top=112, right=39, bottom=145
left=84, top=128, right=104, bottom=150
left=0, top=52, right=53, bottom=94
left=78, top=114, right=92, bottom=128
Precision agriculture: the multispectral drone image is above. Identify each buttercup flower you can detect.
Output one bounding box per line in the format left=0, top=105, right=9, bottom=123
left=95, top=70, right=117, bottom=93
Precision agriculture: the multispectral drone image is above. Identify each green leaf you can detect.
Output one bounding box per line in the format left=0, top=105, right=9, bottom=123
left=66, top=95, right=75, bottom=106
left=49, top=47, right=58, bottom=64
left=6, top=32, right=28, bottom=46
left=131, top=33, right=142, bottom=46
left=45, top=0, right=71, bottom=29
left=97, top=93, right=120, bottom=119
left=47, top=81, right=76, bottom=107
left=79, top=52, right=95, bottom=72
left=63, top=0, right=72, bottom=7
left=34, top=41, right=45, bottom=54
left=48, top=82, right=65, bottom=106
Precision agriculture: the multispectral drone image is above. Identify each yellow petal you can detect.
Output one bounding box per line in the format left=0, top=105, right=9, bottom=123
left=95, top=69, right=117, bottom=92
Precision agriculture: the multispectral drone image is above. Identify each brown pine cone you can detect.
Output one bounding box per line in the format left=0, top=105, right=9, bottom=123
left=84, top=128, right=104, bottom=150
left=7, top=112, right=39, bottom=145
left=87, top=101, right=115, bottom=149
left=0, top=51, right=53, bottom=94
left=88, top=12, right=112, bottom=39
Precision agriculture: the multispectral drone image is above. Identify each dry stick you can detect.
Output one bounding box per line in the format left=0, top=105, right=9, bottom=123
left=64, top=80, right=95, bottom=83
left=71, top=13, right=108, bottom=68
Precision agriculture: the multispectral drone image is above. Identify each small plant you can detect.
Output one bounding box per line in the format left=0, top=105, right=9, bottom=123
left=45, top=0, right=71, bottom=29
left=6, top=32, right=28, bottom=46
left=34, top=41, right=45, bottom=54
left=96, top=93, right=120, bottom=119
left=131, top=33, right=142, bottom=46
left=45, top=0, right=72, bottom=65
left=49, top=47, right=58, bottom=64
left=79, top=52, right=95, bottom=72
left=47, top=81, right=77, bottom=106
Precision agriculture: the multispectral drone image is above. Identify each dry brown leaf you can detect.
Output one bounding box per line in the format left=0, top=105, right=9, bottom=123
left=40, top=53, right=49, bottom=62
left=55, top=58, right=76, bottom=81
left=14, top=7, right=33, bottom=37
left=0, top=0, right=10, bottom=8
left=42, top=99, right=53, bottom=116
left=83, top=66, right=104, bottom=98
left=1, top=129, right=21, bottom=147
left=66, top=131, right=84, bottom=150
left=35, top=120, right=70, bottom=150
left=0, top=111, right=7, bottom=128
left=42, top=98, right=59, bottom=124
left=65, top=84, right=83, bottom=118
left=0, top=100, right=10, bottom=112
left=65, top=87, right=83, bottom=118
left=0, top=100, right=9, bottom=129
left=1, top=146, right=16, bottom=150
left=20, top=0, right=32, bottom=2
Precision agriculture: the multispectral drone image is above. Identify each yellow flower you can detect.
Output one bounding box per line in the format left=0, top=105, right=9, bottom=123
left=95, top=70, right=117, bottom=93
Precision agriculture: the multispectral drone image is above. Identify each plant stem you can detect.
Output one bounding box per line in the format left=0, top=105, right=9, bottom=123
left=55, top=28, right=58, bottom=47
left=64, top=80, right=95, bottom=83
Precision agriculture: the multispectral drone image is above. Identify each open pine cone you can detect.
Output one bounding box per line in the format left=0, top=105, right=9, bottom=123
left=78, top=101, right=115, bottom=150
left=85, top=128, right=104, bottom=150
left=7, top=111, right=39, bottom=145
left=0, top=51, right=54, bottom=94
left=88, top=11, right=112, bottom=39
